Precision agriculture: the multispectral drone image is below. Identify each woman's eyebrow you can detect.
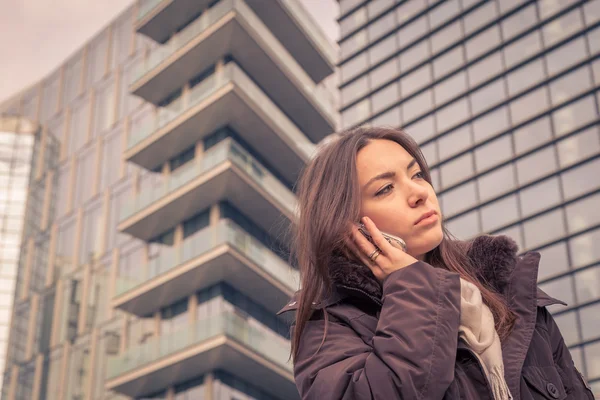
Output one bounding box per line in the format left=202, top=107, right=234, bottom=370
left=362, top=159, right=417, bottom=191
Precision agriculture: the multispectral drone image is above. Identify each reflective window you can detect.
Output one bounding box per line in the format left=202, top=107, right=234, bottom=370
left=481, top=194, right=520, bottom=232
left=86, top=30, right=109, bottom=86
left=592, top=59, right=600, bottom=84
left=504, top=31, right=543, bottom=69
left=339, top=0, right=365, bottom=15
left=342, top=98, right=370, bottom=127
left=369, top=57, right=399, bottom=88
left=341, top=53, right=368, bottom=83
left=588, top=25, right=600, bottom=55
left=445, top=209, right=481, bottom=240
left=367, top=11, right=396, bottom=42
left=400, top=63, right=432, bottom=97
left=435, top=98, right=469, bottom=132
left=470, top=78, right=506, bottom=115
left=371, top=82, right=400, bottom=114
left=401, top=89, right=433, bottom=123
left=552, top=95, right=598, bottom=137
left=507, top=59, right=546, bottom=97
left=395, top=0, right=427, bottom=24
left=477, top=163, right=516, bottom=202
left=341, top=29, right=368, bottom=59
left=538, top=275, right=575, bottom=313
left=466, top=26, right=501, bottom=61
left=438, top=124, right=472, bottom=160
left=73, top=146, right=96, bottom=207
left=41, top=71, right=61, bottom=121
left=340, top=6, right=367, bottom=38
left=64, top=51, right=84, bottom=106
left=472, top=106, right=510, bottom=143
left=539, top=0, right=573, bottom=20
left=368, top=34, right=398, bottom=66
left=574, top=266, right=600, bottom=305
left=429, top=0, right=461, bottom=29
left=464, top=1, right=498, bottom=35
left=542, top=8, right=584, bottom=47
left=579, top=303, right=600, bottom=341
left=475, top=134, right=512, bottom=171
left=584, top=0, right=600, bottom=26
left=537, top=241, right=569, bottom=280
left=467, top=51, right=504, bottom=87
left=441, top=181, right=478, bottom=216
left=371, top=106, right=401, bottom=128
left=556, top=126, right=600, bottom=167
left=545, top=37, right=587, bottom=76
left=433, top=46, right=465, bottom=79
left=431, top=20, right=462, bottom=54
left=523, top=209, right=566, bottom=249
left=516, top=146, right=558, bottom=185
left=434, top=70, right=467, bottom=105
left=398, top=40, right=430, bottom=71
left=396, top=15, right=428, bottom=48
left=569, top=228, right=600, bottom=268
left=404, top=115, right=435, bottom=144
left=519, top=176, right=562, bottom=217
left=561, top=158, right=600, bottom=201
left=111, top=11, right=133, bottom=68
left=549, top=65, right=593, bottom=106
left=513, top=117, right=553, bottom=154
left=498, top=0, right=526, bottom=13
left=68, top=95, right=91, bottom=155
left=341, top=75, right=369, bottom=107
left=80, top=201, right=104, bottom=263
left=440, top=152, right=474, bottom=188
left=92, top=77, right=115, bottom=138
left=501, top=3, right=537, bottom=41
left=565, top=193, right=600, bottom=234
left=420, top=141, right=438, bottom=165
left=509, top=87, right=550, bottom=125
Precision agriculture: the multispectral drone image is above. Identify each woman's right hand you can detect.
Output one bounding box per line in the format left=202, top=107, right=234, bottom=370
left=349, top=216, right=419, bottom=283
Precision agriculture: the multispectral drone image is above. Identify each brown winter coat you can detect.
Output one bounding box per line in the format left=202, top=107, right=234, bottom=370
left=278, top=236, right=595, bottom=399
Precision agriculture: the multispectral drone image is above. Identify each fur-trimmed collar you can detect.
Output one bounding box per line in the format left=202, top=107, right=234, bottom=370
left=329, top=235, right=519, bottom=300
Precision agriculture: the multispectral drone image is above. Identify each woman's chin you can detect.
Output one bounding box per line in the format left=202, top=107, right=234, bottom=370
left=407, top=228, right=444, bottom=258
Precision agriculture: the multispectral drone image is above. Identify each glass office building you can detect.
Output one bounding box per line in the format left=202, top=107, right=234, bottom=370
left=0, top=0, right=337, bottom=399
left=337, top=0, right=600, bottom=395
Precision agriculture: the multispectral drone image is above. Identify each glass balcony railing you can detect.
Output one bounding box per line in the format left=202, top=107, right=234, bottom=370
left=120, top=138, right=297, bottom=222
left=137, top=0, right=163, bottom=21
left=114, top=219, right=299, bottom=297
left=106, top=311, right=292, bottom=380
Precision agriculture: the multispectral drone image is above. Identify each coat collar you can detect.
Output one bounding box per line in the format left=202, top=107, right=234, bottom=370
left=277, top=235, right=565, bottom=315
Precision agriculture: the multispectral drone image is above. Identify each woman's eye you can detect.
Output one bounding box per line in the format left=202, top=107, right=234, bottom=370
left=413, top=171, right=425, bottom=179
left=375, top=184, right=393, bottom=196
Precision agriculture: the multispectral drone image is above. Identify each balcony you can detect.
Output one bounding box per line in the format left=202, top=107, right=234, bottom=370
left=135, top=0, right=336, bottom=83
left=113, top=219, right=299, bottom=317
left=117, top=138, right=296, bottom=241
left=125, top=62, right=313, bottom=183
left=105, top=311, right=298, bottom=399
left=131, top=0, right=336, bottom=142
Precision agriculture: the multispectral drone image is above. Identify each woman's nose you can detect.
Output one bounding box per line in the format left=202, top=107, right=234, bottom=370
left=408, top=183, right=428, bottom=207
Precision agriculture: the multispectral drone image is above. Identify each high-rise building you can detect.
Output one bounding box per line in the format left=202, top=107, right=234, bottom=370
left=337, top=0, right=600, bottom=394
left=0, top=0, right=337, bottom=398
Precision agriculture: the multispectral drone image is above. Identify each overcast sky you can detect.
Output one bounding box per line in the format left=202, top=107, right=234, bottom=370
left=0, top=0, right=339, bottom=103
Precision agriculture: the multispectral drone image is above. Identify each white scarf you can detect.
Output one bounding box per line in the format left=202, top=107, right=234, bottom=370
left=459, top=278, right=513, bottom=400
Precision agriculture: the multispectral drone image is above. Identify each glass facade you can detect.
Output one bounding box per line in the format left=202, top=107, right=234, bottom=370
left=0, top=0, right=336, bottom=399
left=338, top=0, right=600, bottom=393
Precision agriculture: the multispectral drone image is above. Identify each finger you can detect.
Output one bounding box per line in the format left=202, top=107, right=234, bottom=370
left=350, top=224, right=379, bottom=256
left=362, top=216, right=395, bottom=255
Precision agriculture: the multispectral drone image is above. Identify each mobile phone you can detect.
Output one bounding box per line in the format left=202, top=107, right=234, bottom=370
left=357, top=223, right=407, bottom=252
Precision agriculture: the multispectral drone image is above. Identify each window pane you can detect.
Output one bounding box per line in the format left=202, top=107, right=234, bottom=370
left=523, top=209, right=566, bottom=249
left=436, top=98, right=469, bottom=132
left=507, top=59, right=546, bottom=97
left=341, top=53, right=368, bottom=83
left=509, top=87, right=550, bottom=125
left=513, top=116, right=553, bottom=154
left=574, top=266, right=600, bottom=305
left=371, top=106, right=401, bottom=128
left=428, top=0, right=461, bottom=29
left=470, top=78, right=506, bottom=115
left=433, top=46, right=465, bottom=79
left=369, top=56, right=399, bottom=88
left=552, top=95, right=598, bottom=137
left=92, top=78, right=115, bottom=138
left=397, top=15, right=428, bottom=48
left=466, top=26, right=501, bottom=61
left=342, top=98, right=370, bottom=127
left=438, top=124, right=472, bottom=160
left=402, top=89, right=433, bottom=123
left=579, top=303, right=600, bottom=341
left=400, top=64, right=432, bottom=98
left=561, top=158, right=600, bottom=201
left=404, top=115, right=435, bottom=144
left=589, top=25, right=600, bottom=55
left=549, top=65, right=593, bottom=106
left=519, top=176, right=562, bottom=217
left=570, top=228, right=600, bottom=268
left=342, top=75, right=369, bottom=106
left=367, top=11, right=396, bottom=42
left=501, top=3, right=537, bottom=41
left=464, top=1, right=498, bottom=35
left=556, top=126, right=600, bottom=168
left=440, top=152, right=474, bottom=188
left=565, top=193, right=600, bottom=234
left=481, top=194, right=520, bottom=232
left=542, top=8, right=583, bottom=47
left=468, top=51, right=504, bottom=87
left=434, top=71, right=467, bottom=105
left=516, top=146, right=558, bottom=185
left=504, top=31, right=543, bottom=69
left=584, top=0, right=600, bottom=26
left=431, top=21, right=462, bottom=54
left=472, top=106, right=510, bottom=142
left=86, top=30, right=109, bottom=86
left=446, top=210, right=481, bottom=240
left=584, top=340, right=600, bottom=380
left=340, top=6, right=366, bottom=37
left=537, top=241, right=569, bottom=280
left=398, top=41, right=430, bottom=71
left=440, top=181, right=478, bottom=216
left=368, top=34, right=397, bottom=66
left=41, top=71, right=61, bottom=121
left=539, top=275, right=575, bottom=308
left=477, top=163, right=516, bottom=202
left=341, top=29, right=367, bottom=59
left=474, top=134, right=512, bottom=172
left=371, top=82, right=399, bottom=114
left=395, top=0, right=427, bottom=24
left=68, top=96, right=91, bottom=155
left=545, top=37, right=587, bottom=76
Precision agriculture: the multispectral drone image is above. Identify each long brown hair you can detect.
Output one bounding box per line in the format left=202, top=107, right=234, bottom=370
left=290, top=126, right=516, bottom=361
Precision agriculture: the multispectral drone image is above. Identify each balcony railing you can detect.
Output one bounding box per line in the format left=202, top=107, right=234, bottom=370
left=120, top=138, right=297, bottom=222
left=137, top=0, right=163, bottom=21
left=115, top=219, right=298, bottom=296
left=106, top=311, right=292, bottom=380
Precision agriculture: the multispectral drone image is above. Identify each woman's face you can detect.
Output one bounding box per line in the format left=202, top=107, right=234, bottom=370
left=356, top=139, right=443, bottom=260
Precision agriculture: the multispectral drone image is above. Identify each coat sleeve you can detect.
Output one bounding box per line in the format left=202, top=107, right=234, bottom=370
left=293, top=261, right=461, bottom=400
left=541, top=307, right=595, bottom=399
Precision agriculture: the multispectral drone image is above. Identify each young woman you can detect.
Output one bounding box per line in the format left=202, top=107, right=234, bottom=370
left=278, top=127, right=594, bottom=400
